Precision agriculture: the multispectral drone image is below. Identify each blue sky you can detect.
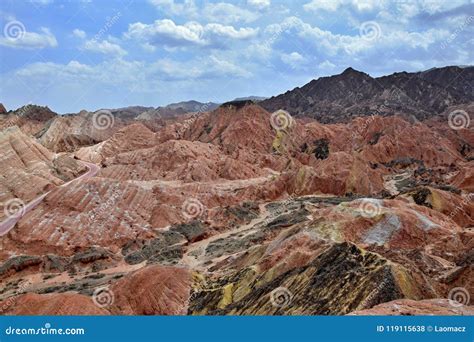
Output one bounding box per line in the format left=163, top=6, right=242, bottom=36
left=0, top=0, right=473, bottom=113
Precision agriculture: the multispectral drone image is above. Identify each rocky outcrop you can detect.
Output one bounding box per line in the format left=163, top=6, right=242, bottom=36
left=189, top=242, right=423, bottom=315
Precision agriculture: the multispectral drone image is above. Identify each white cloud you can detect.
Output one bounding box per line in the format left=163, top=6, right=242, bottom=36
left=16, top=60, right=94, bottom=78
left=0, top=27, right=57, bottom=49
left=303, top=0, right=388, bottom=13
left=126, top=20, right=204, bottom=47
left=203, top=2, right=259, bottom=24
left=148, top=0, right=198, bottom=17
left=318, top=60, right=336, bottom=70
left=247, top=0, right=271, bottom=10
left=82, top=39, right=127, bottom=56
left=7, top=54, right=252, bottom=105
left=281, top=52, right=306, bottom=68
left=303, top=0, right=343, bottom=12
left=151, top=55, right=252, bottom=79
left=267, top=16, right=450, bottom=57
left=125, top=19, right=258, bottom=49
left=148, top=0, right=259, bottom=23
left=73, top=29, right=86, bottom=39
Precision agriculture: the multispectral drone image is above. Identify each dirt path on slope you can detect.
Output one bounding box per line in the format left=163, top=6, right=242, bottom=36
left=0, top=160, right=99, bottom=236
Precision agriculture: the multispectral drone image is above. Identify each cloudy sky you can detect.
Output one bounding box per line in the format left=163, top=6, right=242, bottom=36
left=0, top=0, right=473, bottom=113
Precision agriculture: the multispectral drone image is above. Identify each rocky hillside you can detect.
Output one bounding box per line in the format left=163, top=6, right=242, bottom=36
left=261, top=66, right=474, bottom=123
left=0, top=100, right=472, bottom=315
left=0, top=126, right=86, bottom=220
left=0, top=64, right=472, bottom=316
left=0, top=105, right=57, bottom=136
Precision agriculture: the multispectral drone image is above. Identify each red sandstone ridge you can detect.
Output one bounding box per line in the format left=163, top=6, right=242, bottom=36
left=75, top=123, right=157, bottom=164
left=0, top=293, right=108, bottom=315
left=1, top=178, right=156, bottom=256
left=0, top=126, right=86, bottom=220
left=38, top=110, right=125, bottom=152
left=109, top=265, right=191, bottom=315
left=100, top=139, right=269, bottom=182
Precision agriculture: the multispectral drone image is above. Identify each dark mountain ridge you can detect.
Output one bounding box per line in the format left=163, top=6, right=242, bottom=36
left=260, top=65, right=473, bottom=123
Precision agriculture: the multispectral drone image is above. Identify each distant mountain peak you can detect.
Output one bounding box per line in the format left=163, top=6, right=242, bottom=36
left=261, top=65, right=474, bottom=123
left=338, top=67, right=373, bottom=81
left=342, top=67, right=357, bottom=73
left=340, top=67, right=366, bottom=76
